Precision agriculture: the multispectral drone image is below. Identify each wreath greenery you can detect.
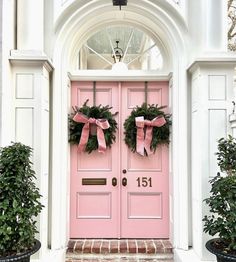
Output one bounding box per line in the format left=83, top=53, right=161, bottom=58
left=69, top=100, right=118, bottom=153
left=123, top=103, right=171, bottom=156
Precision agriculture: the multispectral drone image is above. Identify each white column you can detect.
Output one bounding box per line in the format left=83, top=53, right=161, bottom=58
left=205, top=0, right=227, bottom=51
left=17, top=0, right=44, bottom=50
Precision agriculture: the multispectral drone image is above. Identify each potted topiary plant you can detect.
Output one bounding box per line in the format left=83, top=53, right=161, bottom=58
left=203, top=135, right=236, bottom=262
left=0, top=142, right=43, bottom=261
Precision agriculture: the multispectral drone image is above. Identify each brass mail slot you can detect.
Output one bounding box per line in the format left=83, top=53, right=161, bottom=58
left=82, top=178, right=107, bottom=186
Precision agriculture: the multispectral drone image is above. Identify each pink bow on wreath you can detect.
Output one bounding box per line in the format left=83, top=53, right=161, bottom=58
left=73, top=113, right=110, bottom=153
left=135, top=116, right=166, bottom=156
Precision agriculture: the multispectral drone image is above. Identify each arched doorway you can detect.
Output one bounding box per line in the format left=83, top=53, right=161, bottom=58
left=51, top=0, right=189, bottom=251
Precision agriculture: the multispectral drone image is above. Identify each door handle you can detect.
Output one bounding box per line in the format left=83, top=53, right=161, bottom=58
left=112, top=177, right=117, bottom=187
left=122, top=169, right=127, bottom=174
left=122, top=177, right=127, bottom=186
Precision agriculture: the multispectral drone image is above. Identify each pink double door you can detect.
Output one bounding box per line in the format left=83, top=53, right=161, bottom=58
left=70, top=81, right=169, bottom=238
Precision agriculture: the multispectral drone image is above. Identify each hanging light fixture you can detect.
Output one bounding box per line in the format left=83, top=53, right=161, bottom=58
left=112, top=40, right=124, bottom=63
left=112, top=0, right=127, bottom=10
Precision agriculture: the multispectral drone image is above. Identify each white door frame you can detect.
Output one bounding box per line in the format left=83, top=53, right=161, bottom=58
left=50, top=0, right=190, bottom=253
left=49, top=65, right=190, bottom=249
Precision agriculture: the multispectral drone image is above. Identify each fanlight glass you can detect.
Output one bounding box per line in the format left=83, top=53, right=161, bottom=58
left=78, top=26, right=163, bottom=70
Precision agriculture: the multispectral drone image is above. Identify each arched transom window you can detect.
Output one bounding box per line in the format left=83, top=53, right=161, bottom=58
left=78, top=26, right=163, bottom=70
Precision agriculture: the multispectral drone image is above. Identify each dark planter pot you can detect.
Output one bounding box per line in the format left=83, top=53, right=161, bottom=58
left=0, top=240, right=41, bottom=262
left=206, top=239, right=236, bottom=262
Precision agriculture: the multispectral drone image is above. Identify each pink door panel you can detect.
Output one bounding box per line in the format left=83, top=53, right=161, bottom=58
left=70, top=81, right=169, bottom=238
left=70, top=81, right=119, bottom=238
left=120, top=81, right=169, bottom=238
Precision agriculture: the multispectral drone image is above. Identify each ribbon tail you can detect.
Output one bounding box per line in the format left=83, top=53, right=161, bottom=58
left=144, top=126, right=154, bottom=156
left=136, top=127, right=145, bottom=156
left=97, top=126, right=107, bottom=153
left=78, top=123, right=90, bottom=152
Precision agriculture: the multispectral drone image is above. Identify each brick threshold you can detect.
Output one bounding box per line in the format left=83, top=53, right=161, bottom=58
left=67, top=239, right=173, bottom=255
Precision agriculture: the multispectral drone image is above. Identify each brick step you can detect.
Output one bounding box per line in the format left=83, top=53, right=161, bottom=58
left=66, top=255, right=174, bottom=262
left=67, top=239, right=173, bottom=255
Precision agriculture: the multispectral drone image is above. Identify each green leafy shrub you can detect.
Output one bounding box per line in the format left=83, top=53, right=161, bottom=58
left=216, top=135, right=236, bottom=176
left=0, top=143, right=43, bottom=257
left=203, top=136, right=236, bottom=251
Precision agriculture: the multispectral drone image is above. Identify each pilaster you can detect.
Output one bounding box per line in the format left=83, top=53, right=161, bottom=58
left=9, top=50, right=53, bottom=261
left=188, top=59, right=235, bottom=261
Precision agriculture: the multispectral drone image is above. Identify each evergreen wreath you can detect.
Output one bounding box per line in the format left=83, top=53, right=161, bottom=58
left=69, top=100, right=118, bottom=153
left=124, top=103, right=171, bottom=156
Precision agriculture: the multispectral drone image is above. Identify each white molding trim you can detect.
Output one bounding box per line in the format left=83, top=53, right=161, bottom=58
left=188, top=56, right=236, bottom=73
left=9, top=50, right=54, bottom=71
left=68, top=70, right=172, bottom=81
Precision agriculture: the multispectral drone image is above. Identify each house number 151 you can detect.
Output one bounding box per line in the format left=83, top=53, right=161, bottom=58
left=136, top=177, right=152, bottom=187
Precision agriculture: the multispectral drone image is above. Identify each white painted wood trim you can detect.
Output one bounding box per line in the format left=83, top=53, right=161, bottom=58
left=9, top=50, right=54, bottom=71
left=68, top=70, right=172, bottom=82
left=188, top=57, right=236, bottom=73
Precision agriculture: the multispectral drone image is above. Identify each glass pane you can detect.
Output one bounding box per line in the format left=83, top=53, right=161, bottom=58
left=79, top=26, right=163, bottom=70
